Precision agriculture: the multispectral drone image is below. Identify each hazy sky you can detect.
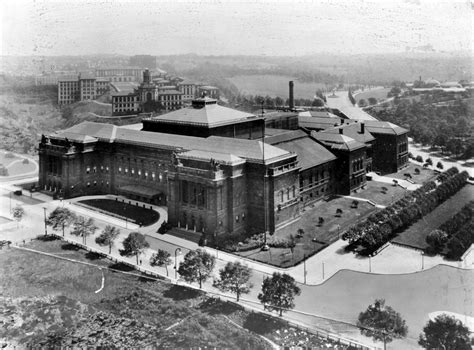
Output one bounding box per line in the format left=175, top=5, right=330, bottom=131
left=1, top=0, right=472, bottom=56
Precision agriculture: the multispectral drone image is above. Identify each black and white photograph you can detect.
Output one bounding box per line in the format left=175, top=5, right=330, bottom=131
left=0, top=0, right=472, bottom=348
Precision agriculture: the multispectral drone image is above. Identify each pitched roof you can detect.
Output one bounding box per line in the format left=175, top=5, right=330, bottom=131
left=53, top=122, right=291, bottom=164
left=265, top=129, right=308, bottom=145
left=363, top=120, right=408, bottom=135
left=321, top=122, right=375, bottom=144
left=270, top=136, right=336, bottom=170
left=298, top=116, right=349, bottom=130
left=144, top=99, right=261, bottom=127
left=311, top=131, right=366, bottom=151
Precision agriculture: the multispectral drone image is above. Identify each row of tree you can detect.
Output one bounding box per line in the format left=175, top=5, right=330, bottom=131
left=342, top=168, right=469, bottom=253
left=427, top=201, right=474, bottom=258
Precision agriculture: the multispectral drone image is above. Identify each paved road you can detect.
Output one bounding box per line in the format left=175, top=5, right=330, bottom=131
left=325, top=90, right=378, bottom=121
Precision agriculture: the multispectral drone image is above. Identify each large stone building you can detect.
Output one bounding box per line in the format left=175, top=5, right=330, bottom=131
left=58, top=73, right=110, bottom=105
left=39, top=96, right=408, bottom=240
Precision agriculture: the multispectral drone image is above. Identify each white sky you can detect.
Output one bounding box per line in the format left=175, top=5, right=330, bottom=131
left=1, top=0, right=472, bottom=56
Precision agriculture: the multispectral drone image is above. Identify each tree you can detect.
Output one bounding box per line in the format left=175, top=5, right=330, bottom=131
left=425, top=158, right=433, bottom=166
left=416, top=155, right=423, bottom=163
left=178, top=249, right=215, bottom=288
left=258, top=272, right=301, bottom=316
left=419, top=314, right=471, bottom=350
left=336, top=208, right=343, bottom=217
left=47, top=207, right=76, bottom=236
left=150, top=249, right=172, bottom=276
left=368, top=97, right=377, bottom=105
left=71, top=216, right=98, bottom=244
left=120, top=231, right=150, bottom=264
left=358, top=99, right=367, bottom=107
left=357, top=299, right=408, bottom=350
left=426, top=229, right=448, bottom=254
left=213, top=261, right=253, bottom=301
left=12, top=205, right=25, bottom=227
left=95, top=225, right=120, bottom=254
left=436, top=161, right=444, bottom=170
left=296, top=228, right=305, bottom=238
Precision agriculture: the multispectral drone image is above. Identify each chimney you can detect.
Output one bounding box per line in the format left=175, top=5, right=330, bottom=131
left=289, top=81, right=294, bottom=109
left=360, top=122, right=365, bottom=134
left=339, top=128, right=343, bottom=135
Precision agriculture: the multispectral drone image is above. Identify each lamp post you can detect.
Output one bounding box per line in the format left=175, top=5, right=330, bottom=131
left=9, top=192, right=12, bottom=214
left=174, top=247, right=181, bottom=280
left=421, top=251, right=424, bottom=270
left=369, top=256, right=372, bottom=273
left=322, top=261, right=325, bottom=280
left=43, top=207, right=47, bottom=235
left=303, top=254, right=307, bottom=284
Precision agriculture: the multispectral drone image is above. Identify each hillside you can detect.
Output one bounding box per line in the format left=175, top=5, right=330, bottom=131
left=0, top=76, right=139, bottom=154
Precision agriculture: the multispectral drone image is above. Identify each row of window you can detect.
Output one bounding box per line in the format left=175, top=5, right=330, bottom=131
left=117, top=166, right=165, bottom=182
left=279, top=186, right=297, bottom=203
left=352, top=158, right=364, bottom=172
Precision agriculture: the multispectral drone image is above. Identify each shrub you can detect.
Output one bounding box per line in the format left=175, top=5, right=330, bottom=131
left=436, top=161, right=443, bottom=169
left=426, top=229, right=448, bottom=254
left=414, top=168, right=420, bottom=174
left=415, top=155, right=423, bottom=163
left=22, top=158, right=29, bottom=164
left=426, top=158, right=433, bottom=166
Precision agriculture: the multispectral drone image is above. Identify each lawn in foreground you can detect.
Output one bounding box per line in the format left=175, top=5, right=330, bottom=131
left=0, top=238, right=269, bottom=349
left=78, top=198, right=159, bottom=226
left=0, top=238, right=350, bottom=349
left=392, top=185, right=473, bottom=250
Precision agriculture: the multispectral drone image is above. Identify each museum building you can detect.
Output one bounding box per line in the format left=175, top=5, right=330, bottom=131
left=39, top=96, right=408, bottom=238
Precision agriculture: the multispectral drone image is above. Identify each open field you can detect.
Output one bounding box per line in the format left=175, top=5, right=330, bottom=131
left=392, top=185, right=474, bottom=250
left=236, top=196, right=376, bottom=267
left=78, top=198, right=160, bottom=226
left=354, top=88, right=391, bottom=103
left=228, top=75, right=326, bottom=99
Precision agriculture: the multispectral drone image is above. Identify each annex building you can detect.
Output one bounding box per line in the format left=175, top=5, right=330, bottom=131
left=39, top=96, right=408, bottom=239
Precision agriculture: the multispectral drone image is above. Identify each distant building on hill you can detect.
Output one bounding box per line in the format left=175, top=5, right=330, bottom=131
left=58, top=73, right=111, bottom=105
left=95, top=67, right=144, bottom=82
left=110, top=69, right=219, bottom=115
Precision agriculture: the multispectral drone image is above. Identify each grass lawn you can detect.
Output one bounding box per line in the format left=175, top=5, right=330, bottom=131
left=354, top=88, right=391, bottom=103
left=78, top=198, right=159, bottom=226
left=236, top=196, right=376, bottom=267
left=386, top=163, right=437, bottom=184
left=0, top=151, right=18, bottom=166
left=6, top=161, right=36, bottom=176
left=354, top=180, right=407, bottom=206
left=392, top=185, right=474, bottom=250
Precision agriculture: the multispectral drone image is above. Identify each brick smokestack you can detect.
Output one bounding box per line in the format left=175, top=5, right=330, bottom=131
left=289, top=81, right=294, bottom=109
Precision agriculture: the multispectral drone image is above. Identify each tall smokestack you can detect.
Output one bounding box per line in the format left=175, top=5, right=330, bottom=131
left=289, top=81, right=294, bottom=109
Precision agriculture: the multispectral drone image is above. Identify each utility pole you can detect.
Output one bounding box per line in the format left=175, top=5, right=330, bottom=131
left=303, top=254, right=307, bottom=284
